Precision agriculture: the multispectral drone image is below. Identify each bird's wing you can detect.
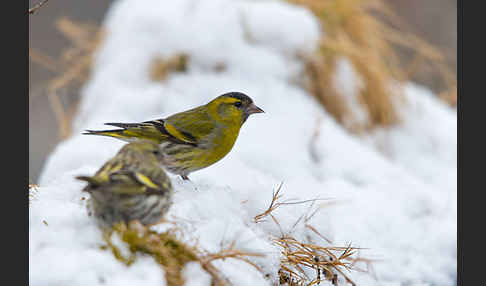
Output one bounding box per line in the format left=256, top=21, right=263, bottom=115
left=76, top=159, right=124, bottom=187
left=77, top=154, right=169, bottom=195
left=164, top=106, right=216, bottom=144
left=85, top=105, right=215, bottom=146
left=100, top=119, right=199, bottom=146
left=105, top=169, right=167, bottom=195
left=99, top=121, right=172, bottom=143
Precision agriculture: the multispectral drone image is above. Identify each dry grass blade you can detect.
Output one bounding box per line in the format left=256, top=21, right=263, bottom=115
left=305, top=224, right=333, bottom=245
left=29, top=0, right=49, bottom=15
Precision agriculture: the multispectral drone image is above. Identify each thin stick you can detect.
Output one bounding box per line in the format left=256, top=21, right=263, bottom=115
left=28, top=0, right=49, bottom=15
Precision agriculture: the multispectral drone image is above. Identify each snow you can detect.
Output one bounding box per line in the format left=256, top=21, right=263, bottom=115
left=30, top=0, right=457, bottom=285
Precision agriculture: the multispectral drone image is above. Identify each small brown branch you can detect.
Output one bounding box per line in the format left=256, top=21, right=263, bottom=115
left=254, top=182, right=284, bottom=223
left=254, top=183, right=329, bottom=224
left=28, top=0, right=49, bottom=15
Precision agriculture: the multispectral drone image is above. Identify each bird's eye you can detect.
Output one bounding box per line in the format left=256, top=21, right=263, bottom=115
left=152, top=150, right=160, bottom=155
left=234, top=101, right=242, bottom=108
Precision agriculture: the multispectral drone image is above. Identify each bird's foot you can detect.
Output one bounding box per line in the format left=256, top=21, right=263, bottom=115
left=181, top=175, right=190, bottom=181
left=180, top=174, right=198, bottom=191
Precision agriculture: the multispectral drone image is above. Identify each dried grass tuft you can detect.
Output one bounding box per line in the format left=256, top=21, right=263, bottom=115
left=150, top=54, right=189, bottom=82
left=437, top=85, right=457, bottom=107
left=275, top=237, right=370, bottom=286
left=30, top=17, right=104, bottom=139
left=289, top=0, right=457, bottom=132
left=30, top=18, right=193, bottom=140
left=48, top=18, right=103, bottom=94
left=254, top=185, right=371, bottom=285
left=104, top=221, right=265, bottom=286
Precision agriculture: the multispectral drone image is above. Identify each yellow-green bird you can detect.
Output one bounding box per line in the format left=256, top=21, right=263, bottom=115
left=83, top=92, right=264, bottom=181
left=76, top=140, right=173, bottom=227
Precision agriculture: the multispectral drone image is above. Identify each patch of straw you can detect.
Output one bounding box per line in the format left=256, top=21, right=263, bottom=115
left=254, top=184, right=371, bottom=285
left=104, top=221, right=265, bottom=286
left=289, top=0, right=457, bottom=132
left=150, top=54, right=189, bottom=82
left=30, top=17, right=104, bottom=139
left=437, top=85, right=457, bottom=107
left=275, top=237, right=369, bottom=286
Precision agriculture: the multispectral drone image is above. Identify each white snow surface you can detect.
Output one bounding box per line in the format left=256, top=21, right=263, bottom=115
left=30, top=0, right=457, bottom=285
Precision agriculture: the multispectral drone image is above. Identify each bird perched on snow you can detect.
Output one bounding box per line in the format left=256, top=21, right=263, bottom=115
left=83, top=92, right=264, bottom=181
left=76, top=140, right=173, bottom=227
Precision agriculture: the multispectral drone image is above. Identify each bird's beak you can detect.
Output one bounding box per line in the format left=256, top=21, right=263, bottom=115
left=246, top=103, right=264, bottom=115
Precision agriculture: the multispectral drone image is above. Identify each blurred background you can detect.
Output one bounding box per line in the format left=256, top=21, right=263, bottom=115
left=29, top=0, right=457, bottom=182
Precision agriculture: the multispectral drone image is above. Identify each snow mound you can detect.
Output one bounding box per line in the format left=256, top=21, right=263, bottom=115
left=30, top=0, right=456, bottom=285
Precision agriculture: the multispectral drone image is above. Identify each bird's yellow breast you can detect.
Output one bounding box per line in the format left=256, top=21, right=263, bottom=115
left=196, top=122, right=241, bottom=168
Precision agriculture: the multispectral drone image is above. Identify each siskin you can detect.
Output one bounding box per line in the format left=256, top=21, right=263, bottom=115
left=76, top=140, right=173, bottom=227
left=83, top=92, right=264, bottom=180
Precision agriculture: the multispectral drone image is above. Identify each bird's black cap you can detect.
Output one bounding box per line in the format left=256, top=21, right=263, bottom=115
left=222, top=92, right=253, bottom=103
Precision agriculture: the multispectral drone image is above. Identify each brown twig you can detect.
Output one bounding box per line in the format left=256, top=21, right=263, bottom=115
left=254, top=182, right=284, bottom=223
left=254, top=183, right=329, bottom=224
left=28, top=0, right=49, bottom=15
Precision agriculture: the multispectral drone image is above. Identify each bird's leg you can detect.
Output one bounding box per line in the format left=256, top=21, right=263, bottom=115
left=181, top=174, right=190, bottom=181
left=180, top=174, right=197, bottom=191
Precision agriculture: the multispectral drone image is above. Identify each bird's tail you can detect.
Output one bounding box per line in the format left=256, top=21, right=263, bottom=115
left=76, top=175, right=102, bottom=188
left=83, top=122, right=166, bottom=143
left=82, top=122, right=146, bottom=142
left=82, top=129, right=130, bottom=140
